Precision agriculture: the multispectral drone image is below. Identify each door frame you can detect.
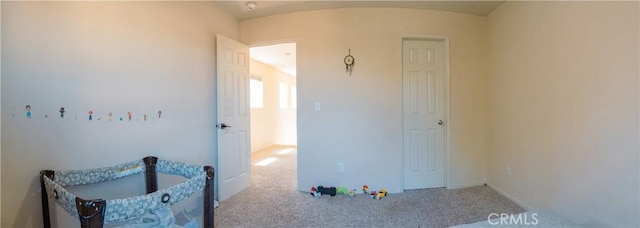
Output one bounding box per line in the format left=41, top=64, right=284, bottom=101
left=400, top=34, right=451, bottom=189
left=246, top=38, right=300, bottom=190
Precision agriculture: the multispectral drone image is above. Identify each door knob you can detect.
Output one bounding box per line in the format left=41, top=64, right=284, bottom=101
left=438, top=120, right=444, bottom=125
left=217, top=123, right=231, bottom=129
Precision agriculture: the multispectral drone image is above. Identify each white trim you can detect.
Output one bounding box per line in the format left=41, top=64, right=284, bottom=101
left=448, top=181, right=486, bottom=190
left=486, top=183, right=534, bottom=211
left=400, top=34, right=451, bottom=190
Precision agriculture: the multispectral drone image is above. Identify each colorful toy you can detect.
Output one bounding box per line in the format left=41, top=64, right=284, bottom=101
left=375, top=188, right=388, bottom=200
left=317, top=186, right=337, bottom=196
left=348, top=189, right=356, bottom=198
left=362, top=185, right=369, bottom=194
left=310, top=187, right=321, bottom=198
left=336, top=186, right=348, bottom=195
left=370, top=191, right=377, bottom=198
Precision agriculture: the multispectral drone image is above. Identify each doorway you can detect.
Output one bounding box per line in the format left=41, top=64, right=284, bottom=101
left=248, top=42, right=298, bottom=185
left=402, top=37, right=450, bottom=190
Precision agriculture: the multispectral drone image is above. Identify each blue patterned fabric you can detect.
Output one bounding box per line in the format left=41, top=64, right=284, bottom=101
left=43, top=175, right=80, bottom=216
left=54, top=160, right=145, bottom=186
left=157, top=160, right=203, bottom=179
left=42, top=158, right=209, bottom=224
left=104, top=174, right=205, bottom=223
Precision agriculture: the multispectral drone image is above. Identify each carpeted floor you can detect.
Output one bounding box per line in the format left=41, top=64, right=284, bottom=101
left=213, top=147, right=524, bottom=227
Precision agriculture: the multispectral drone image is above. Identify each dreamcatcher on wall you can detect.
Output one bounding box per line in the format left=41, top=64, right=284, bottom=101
left=344, top=49, right=355, bottom=76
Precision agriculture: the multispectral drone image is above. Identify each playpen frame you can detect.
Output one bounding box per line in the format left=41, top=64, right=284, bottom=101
left=39, top=156, right=215, bottom=228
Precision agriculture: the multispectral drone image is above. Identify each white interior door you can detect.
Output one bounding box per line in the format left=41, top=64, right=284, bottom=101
left=216, top=34, right=251, bottom=200
left=403, top=39, right=446, bottom=189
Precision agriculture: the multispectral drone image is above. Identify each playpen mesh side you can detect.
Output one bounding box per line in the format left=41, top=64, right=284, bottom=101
left=103, top=174, right=205, bottom=223
left=42, top=159, right=207, bottom=224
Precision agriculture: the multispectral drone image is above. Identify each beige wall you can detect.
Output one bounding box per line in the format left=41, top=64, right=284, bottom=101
left=4, top=2, right=635, bottom=227
left=250, top=59, right=297, bottom=152
left=487, top=1, right=639, bottom=227
left=241, top=8, right=489, bottom=192
left=1, top=2, right=239, bottom=227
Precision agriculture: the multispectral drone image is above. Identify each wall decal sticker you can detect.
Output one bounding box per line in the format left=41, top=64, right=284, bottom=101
left=158, top=110, right=162, bottom=118
left=26, top=105, right=32, bottom=119
left=108, top=112, right=113, bottom=121
left=88, top=110, right=93, bottom=120
left=59, top=107, right=65, bottom=118
left=127, top=112, right=132, bottom=121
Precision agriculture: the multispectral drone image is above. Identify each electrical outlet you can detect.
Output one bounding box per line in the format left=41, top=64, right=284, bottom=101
left=338, top=163, right=344, bottom=172
left=506, top=164, right=511, bottom=177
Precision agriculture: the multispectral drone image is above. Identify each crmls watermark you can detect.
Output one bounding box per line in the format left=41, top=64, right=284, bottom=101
left=487, top=213, right=539, bottom=225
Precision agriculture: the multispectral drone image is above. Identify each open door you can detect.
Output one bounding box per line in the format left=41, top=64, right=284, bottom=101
left=216, top=34, right=251, bottom=201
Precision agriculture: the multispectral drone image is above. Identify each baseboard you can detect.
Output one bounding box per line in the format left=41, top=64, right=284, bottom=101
left=251, top=145, right=297, bottom=154
left=447, top=181, right=486, bottom=189
left=486, top=183, right=534, bottom=211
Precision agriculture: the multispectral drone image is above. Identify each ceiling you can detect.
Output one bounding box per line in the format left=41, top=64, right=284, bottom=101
left=250, top=43, right=297, bottom=77
left=230, top=1, right=504, bottom=77
left=214, top=1, right=505, bottom=21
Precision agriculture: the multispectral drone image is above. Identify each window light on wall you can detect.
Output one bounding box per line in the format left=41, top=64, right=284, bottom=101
left=279, top=82, right=288, bottom=109
left=250, top=77, right=264, bottom=108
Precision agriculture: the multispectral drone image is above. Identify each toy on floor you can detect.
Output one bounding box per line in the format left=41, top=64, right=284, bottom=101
left=362, top=185, right=369, bottom=194
left=374, top=188, right=388, bottom=200
left=310, top=186, right=321, bottom=198
left=348, top=189, right=356, bottom=198
left=317, top=186, right=337, bottom=196
left=370, top=190, right=377, bottom=198
left=336, top=186, right=348, bottom=195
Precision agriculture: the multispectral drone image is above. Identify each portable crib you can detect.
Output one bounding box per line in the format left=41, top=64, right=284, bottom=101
left=40, top=156, right=215, bottom=228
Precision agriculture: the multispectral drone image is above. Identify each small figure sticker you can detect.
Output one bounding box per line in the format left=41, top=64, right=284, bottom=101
left=25, top=105, right=32, bottom=119
left=158, top=110, right=162, bottom=118
left=59, top=107, right=65, bottom=118
left=88, top=110, right=93, bottom=120
left=108, top=112, right=113, bottom=121
left=144, top=114, right=147, bottom=121
left=127, top=112, right=132, bottom=121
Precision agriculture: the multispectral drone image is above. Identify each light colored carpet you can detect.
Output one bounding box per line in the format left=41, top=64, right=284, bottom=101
left=214, top=147, right=524, bottom=227
left=452, top=211, right=578, bottom=227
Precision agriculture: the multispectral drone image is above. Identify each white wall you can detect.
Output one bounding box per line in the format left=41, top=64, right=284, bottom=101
left=241, top=8, right=489, bottom=193
left=487, top=2, right=639, bottom=227
left=250, top=59, right=297, bottom=152
left=1, top=2, right=239, bottom=227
